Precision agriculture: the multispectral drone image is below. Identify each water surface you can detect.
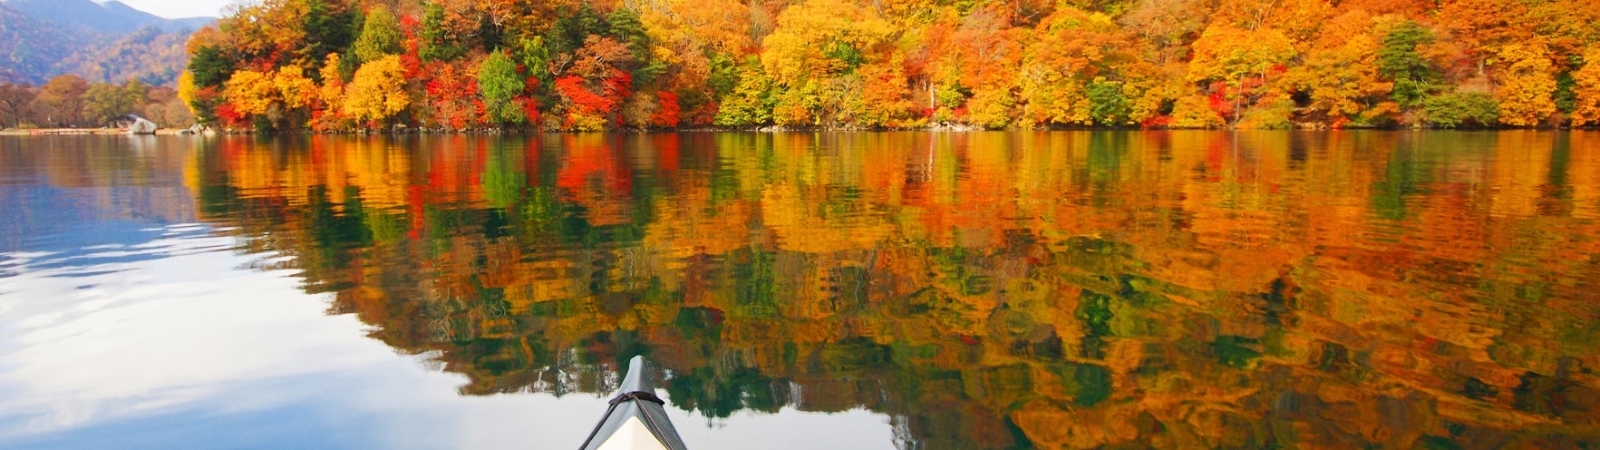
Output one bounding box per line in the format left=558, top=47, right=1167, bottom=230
left=0, top=132, right=1596, bottom=449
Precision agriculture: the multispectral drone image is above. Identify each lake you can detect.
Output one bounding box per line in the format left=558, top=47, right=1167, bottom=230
left=0, top=132, right=1596, bottom=449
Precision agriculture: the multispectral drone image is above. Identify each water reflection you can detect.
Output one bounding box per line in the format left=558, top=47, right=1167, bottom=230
left=184, top=131, right=1599, bottom=449
left=5, top=132, right=1600, bottom=449
left=0, top=136, right=890, bottom=450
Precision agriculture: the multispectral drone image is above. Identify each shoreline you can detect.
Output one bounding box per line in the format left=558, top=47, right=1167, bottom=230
left=1, top=126, right=1589, bottom=137
left=0, top=128, right=197, bottom=136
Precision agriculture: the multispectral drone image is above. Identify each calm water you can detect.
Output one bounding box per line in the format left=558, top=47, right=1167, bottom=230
left=0, top=132, right=1596, bottom=449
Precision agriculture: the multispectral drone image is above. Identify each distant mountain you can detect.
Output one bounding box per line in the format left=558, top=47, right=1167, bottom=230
left=0, top=0, right=212, bottom=85
left=0, top=3, right=87, bottom=84
left=62, top=26, right=192, bottom=87
left=4, top=0, right=212, bottom=34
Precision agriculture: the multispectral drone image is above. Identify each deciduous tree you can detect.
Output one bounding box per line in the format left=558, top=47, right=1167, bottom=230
left=0, top=83, right=35, bottom=128
left=1494, top=42, right=1557, bottom=126
left=343, top=55, right=410, bottom=124
left=1571, top=48, right=1600, bottom=126
left=81, top=82, right=143, bottom=126
left=34, top=74, right=90, bottom=127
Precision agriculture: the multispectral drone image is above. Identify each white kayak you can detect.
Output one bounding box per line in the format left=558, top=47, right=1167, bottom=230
left=578, top=356, right=689, bottom=450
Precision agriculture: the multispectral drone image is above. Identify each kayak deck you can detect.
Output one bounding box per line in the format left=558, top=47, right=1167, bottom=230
left=579, top=356, right=689, bottom=450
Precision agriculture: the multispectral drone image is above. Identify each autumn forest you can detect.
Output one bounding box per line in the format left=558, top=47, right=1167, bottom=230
left=58, top=0, right=1562, bottom=132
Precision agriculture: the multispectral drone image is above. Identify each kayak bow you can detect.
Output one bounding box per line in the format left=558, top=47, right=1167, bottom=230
left=578, top=356, right=689, bottom=450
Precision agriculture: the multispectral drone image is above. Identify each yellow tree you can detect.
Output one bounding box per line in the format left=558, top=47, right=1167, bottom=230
left=638, top=0, right=754, bottom=124
left=1571, top=48, right=1600, bottom=126
left=850, top=54, right=917, bottom=128
left=1019, top=7, right=1142, bottom=126
left=222, top=65, right=318, bottom=128
left=1435, top=0, right=1532, bottom=70
left=177, top=71, right=200, bottom=116
left=1285, top=11, right=1394, bottom=124
left=223, top=70, right=277, bottom=116
left=760, top=0, right=896, bottom=126
left=218, top=0, right=310, bottom=66
left=944, top=5, right=1027, bottom=128
left=343, top=55, right=410, bottom=125
left=273, top=66, right=317, bottom=110
left=314, top=53, right=348, bottom=130
left=1187, top=24, right=1297, bottom=126
left=1494, top=42, right=1556, bottom=127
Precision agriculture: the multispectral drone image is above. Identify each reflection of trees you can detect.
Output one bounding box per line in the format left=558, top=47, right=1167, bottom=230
left=189, top=132, right=1600, bottom=449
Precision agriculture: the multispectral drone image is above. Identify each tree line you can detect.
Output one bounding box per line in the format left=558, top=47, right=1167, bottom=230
left=178, top=0, right=1600, bottom=131
left=0, top=75, right=195, bottom=129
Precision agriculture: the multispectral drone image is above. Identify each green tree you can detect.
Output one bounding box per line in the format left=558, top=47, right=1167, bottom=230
left=354, top=8, right=403, bottom=64
left=478, top=50, right=527, bottom=125
left=1087, top=80, right=1132, bottom=126
left=715, top=66, right=775, bottom=127
left=421, top=3, right=466, bottom=62
left=188, top=46, right=235, bottom=88
left=1421, top=92, right=1499, bottom=128
left=1377, top=20, right=1440, bottom=109
left=515, top=36, right=553, bottom=87
left=81, top=82, right=142, bottom=126
left=303, top=0, right=358, bottom=75
left=606, top=9, right=659, bottom=82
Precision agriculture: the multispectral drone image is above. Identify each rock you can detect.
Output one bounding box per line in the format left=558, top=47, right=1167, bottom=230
left=125, top=115, right=158, bottom=135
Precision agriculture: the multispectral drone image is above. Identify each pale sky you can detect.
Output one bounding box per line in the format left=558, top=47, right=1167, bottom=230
left=104, top=0, right=233, bottom=19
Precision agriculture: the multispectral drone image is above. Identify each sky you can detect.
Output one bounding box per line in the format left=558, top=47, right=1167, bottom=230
left=106, top=0, right=232, bottom=19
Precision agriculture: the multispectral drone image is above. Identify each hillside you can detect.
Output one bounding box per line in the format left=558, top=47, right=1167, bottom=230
left=0, top=0, right=210, bottom=85
left=0, top=3, right=86, bottom=84
left=61, top=27, right=192, bottom=87
left=3, top=0, right=211, bottom=34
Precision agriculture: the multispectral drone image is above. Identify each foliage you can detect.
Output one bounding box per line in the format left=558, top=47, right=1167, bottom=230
left=80, top=81, right=144, bottom=126
left=34, top=74, right=90, bottom=127
left=354, top=8, right=404, bottom=65
left=714, top=66, right=774, bottom=127
left=1086, top=80, right=1133, bottom=126
left=1288, top=13, right=1392, bottom=123
left=1020, top=7, right=1142, bottom=127
left=1169, top=94, right=1225, bottom=128
left=1187, top=24, right=1296, bottom=87
left=423, top=60, right=481, bottom=130
left=188, top=46, right=235, bottom=89
left=1235, top=97, right=1295, bottom=129
left=1493, top=42, right=1557, bottom=127
left=421, top=3, right=467, bottom=62
left=1572, top=48, right=1600, bottom=126
left=477, top=50, right=526, bottom=125
left=0, top=83, right=37, bottom=128
left=342, top=55, right=410, bottom=124
left=159, top=0, right=1600, bottom=130
left=1421, top=92, right=1499, bottom=128
left=1376, top=20, right=1440, bottom=108
left=221, top=66, right=316, bottom=130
